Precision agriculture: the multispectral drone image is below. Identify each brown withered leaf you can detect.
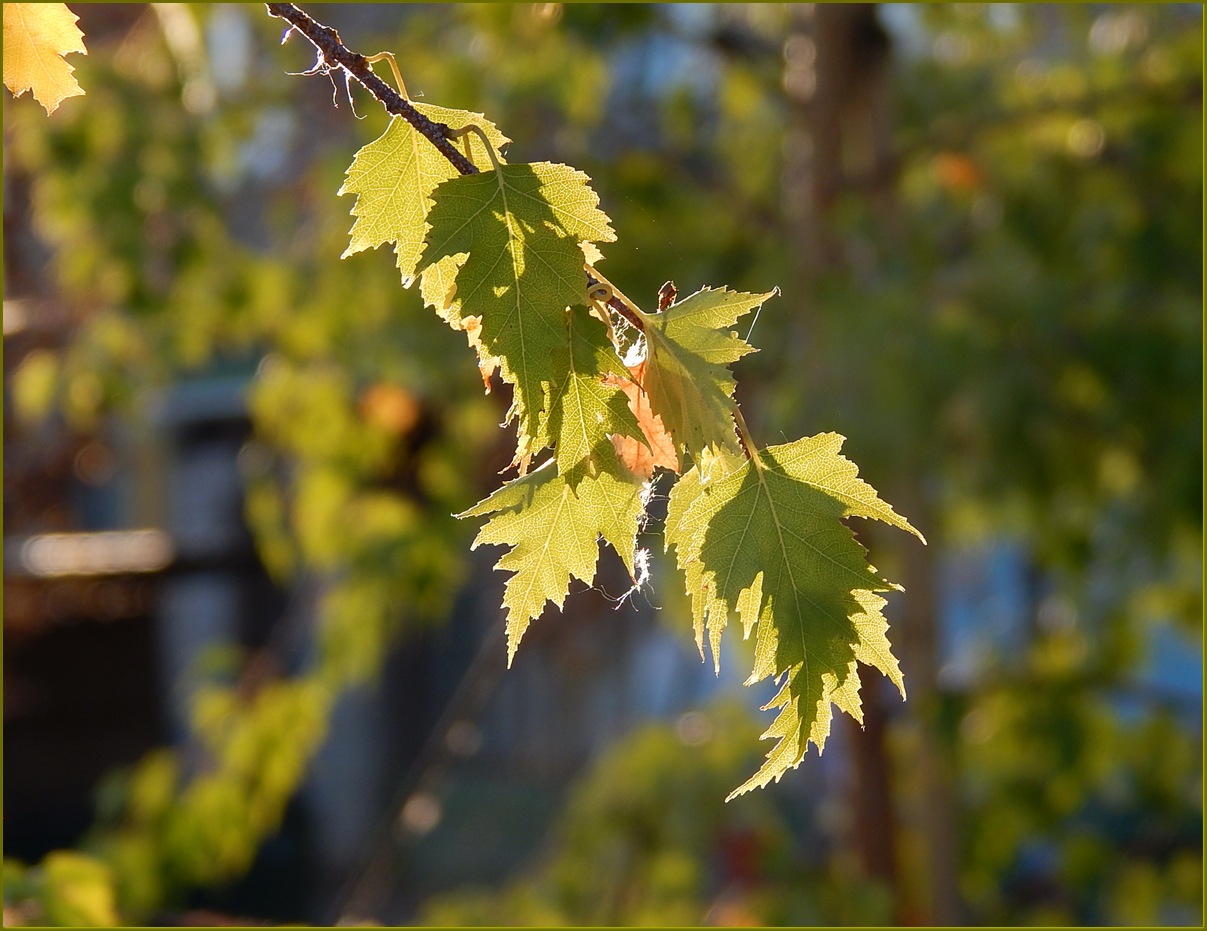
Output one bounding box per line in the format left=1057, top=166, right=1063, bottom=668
left=603, top=360, right=679, bottom=479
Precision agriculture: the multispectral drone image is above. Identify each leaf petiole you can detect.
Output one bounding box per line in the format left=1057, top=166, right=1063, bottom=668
left=447, top=123, right=503, bottom=173
left=730, top=401, right=763, bottom=468
left=584, top=265, right=646, bottom=333
left=363, top=51, right=409, bottom=100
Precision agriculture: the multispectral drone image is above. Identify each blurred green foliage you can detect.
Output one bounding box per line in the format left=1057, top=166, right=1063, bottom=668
left=3, top=3, right=1200, bottom=926
left=5, top=4, right=497, bottom=922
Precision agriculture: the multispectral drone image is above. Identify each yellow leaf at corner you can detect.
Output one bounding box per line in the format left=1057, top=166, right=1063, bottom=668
left=42, top=851, right=118, bottom=927
left=3, top=3, right=87, bottom=114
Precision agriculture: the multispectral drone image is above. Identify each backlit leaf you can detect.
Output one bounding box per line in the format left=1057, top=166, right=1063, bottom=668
left=460, top=447, right=644, bottom=664
left=417, top=162, right=616, bottom=460
left=418, top=251, right=499, bottom=390
left=3, top=2, right=87, bottom=115
left=664, top=432, right=923, bottom=799
left=635, top=286, right=776, bottom=463
left=549, top=306, right=645, bottom=483
left=339, top=106, right=509, bottom=286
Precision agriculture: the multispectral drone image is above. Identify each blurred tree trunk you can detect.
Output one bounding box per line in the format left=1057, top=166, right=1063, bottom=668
left=781, top=4, right=962, bottom=924
left=892, top=485, right=964, bottom=926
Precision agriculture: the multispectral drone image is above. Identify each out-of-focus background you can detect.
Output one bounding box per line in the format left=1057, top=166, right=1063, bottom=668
left=3, top=3, right=1201, bottom=926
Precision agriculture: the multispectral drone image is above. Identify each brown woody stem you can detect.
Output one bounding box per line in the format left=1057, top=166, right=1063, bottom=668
left=264, top=3, right=478, bottom=176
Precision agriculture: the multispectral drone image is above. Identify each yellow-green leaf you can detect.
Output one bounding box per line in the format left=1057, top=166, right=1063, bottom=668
left=635, top=286, right=776, bottom=463
left=549, top=306, right=645, bottom=484
left=3, top=3, right=86, bottom=115
left=460, top=447, right=643, bottom=664
left=418, top=162, right=616, bottom=460
left=664, top=432, right=923, bottom=800
left=339, top=105, right=509, bottom=286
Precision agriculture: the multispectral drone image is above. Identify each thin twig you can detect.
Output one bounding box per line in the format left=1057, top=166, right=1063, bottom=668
left=264, top=3, right=478, bottom=176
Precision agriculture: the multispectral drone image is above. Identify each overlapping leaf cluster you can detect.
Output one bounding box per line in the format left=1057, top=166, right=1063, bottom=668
left=339, top=100, right=924, bottom=797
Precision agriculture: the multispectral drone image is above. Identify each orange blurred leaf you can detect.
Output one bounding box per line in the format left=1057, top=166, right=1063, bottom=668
left=361, top=382, right=421, bottom=436
left=932, top=151, right=982, bottom=194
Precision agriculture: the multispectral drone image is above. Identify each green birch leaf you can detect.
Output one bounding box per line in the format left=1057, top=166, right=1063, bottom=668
left=417, top=163, right=617, bottom=460
left=664, top=432, right=923, bottom=800
left=418, top=252, right=467, bottom=326
left=460, top=446, right=643, bottom=664
left=635, top=286, right=777, bottom=463
left=338, top=105, right=510, bottom=286
left=550, top=306, right=645, bottom=483
left=418, top=250, right=500, bottom=390
left=423, top=243, right=603, bottom=336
